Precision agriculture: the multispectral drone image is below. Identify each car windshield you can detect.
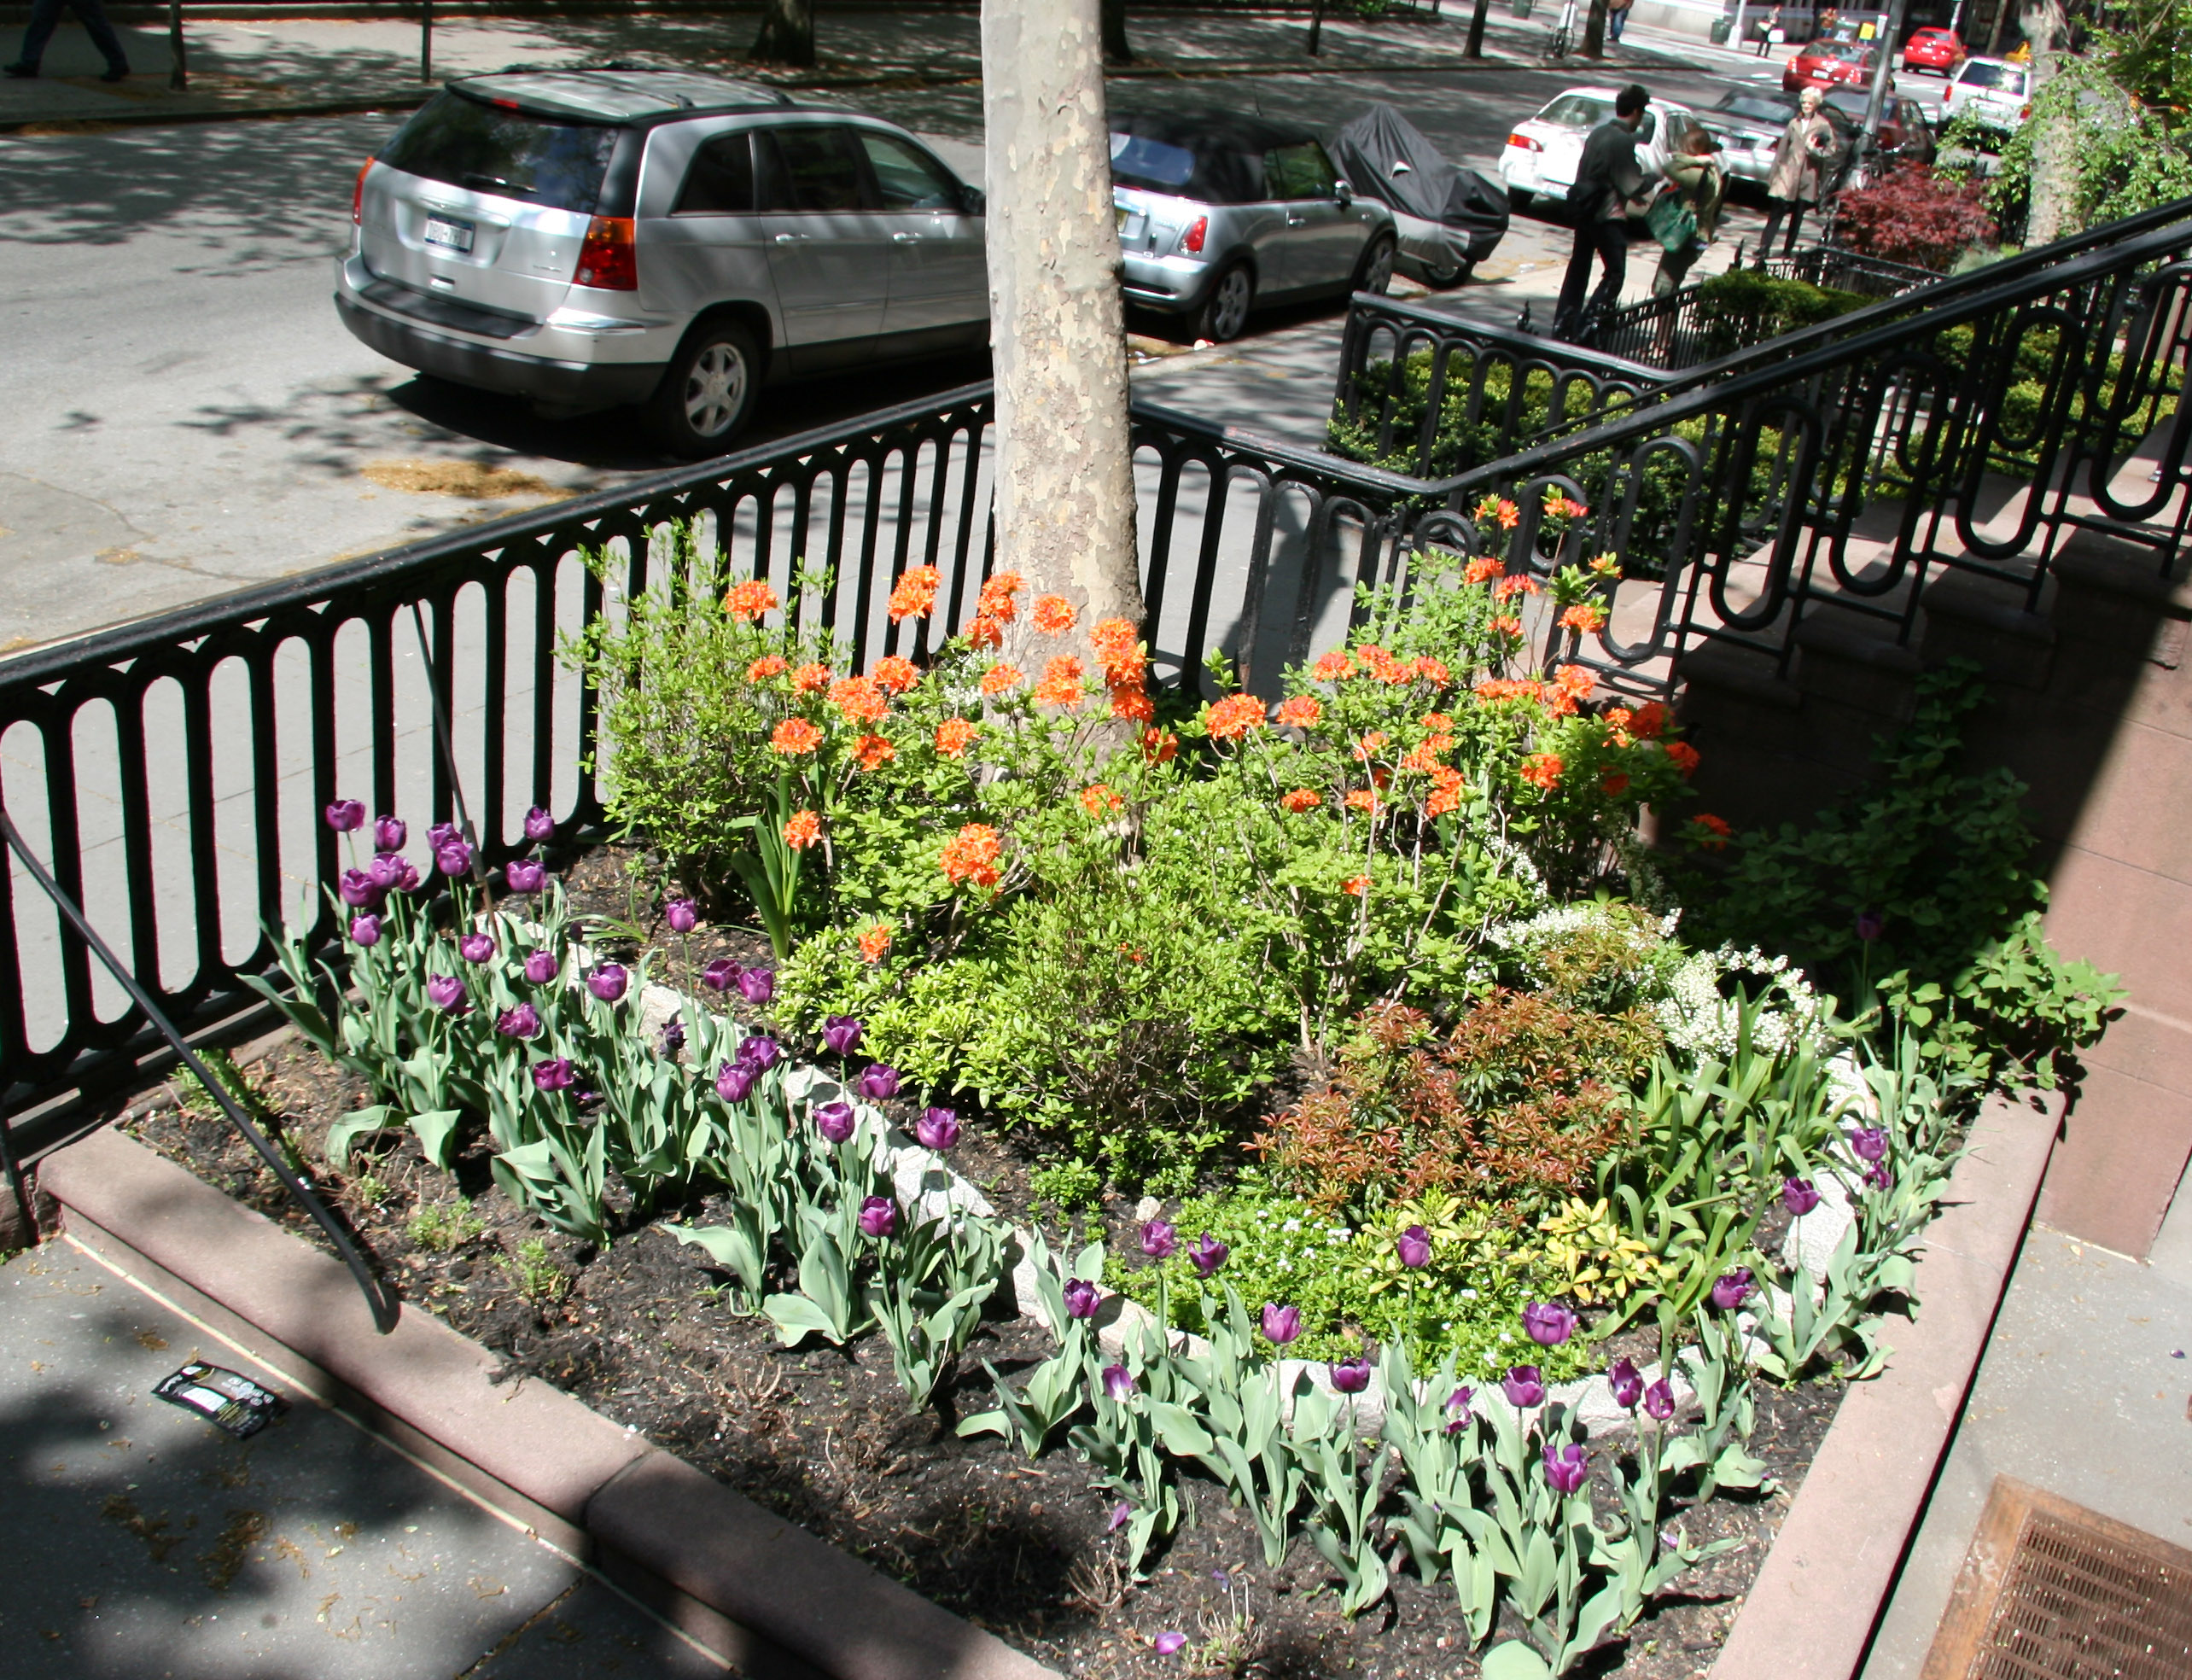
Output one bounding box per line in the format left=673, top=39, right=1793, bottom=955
left=1110, top=133, right=1198, bottom=191
left=1717, top=93, right=1794, bottom=125
left=1536, top=94, right=1612, bottom=128
left=380, top=93, right=619, bottom=213
left=1960, top=61, right=2026, bottom=90
left=1815, top=42, right=1869, bottom=59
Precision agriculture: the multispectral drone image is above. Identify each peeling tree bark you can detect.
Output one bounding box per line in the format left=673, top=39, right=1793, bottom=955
left=981, top=0, right=1145, bottom=638
left=2020, top=0, right=2078, bottom=244
left=750, top=0, right=815, bottom=67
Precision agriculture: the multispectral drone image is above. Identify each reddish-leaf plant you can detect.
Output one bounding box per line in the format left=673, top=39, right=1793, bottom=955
left=1833, top=164, right=1997, bottom=271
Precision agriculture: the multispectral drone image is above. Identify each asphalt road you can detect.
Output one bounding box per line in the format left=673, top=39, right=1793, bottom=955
left=0, top=50, right=1880, bottom=653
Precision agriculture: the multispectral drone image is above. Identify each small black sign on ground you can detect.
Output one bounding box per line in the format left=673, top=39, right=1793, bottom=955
left=152, top=1361, right=289, bottom=1438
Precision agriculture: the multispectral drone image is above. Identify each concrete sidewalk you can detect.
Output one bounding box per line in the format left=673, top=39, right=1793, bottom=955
left=0, top=3, right=1712, bottom=131
left=0, top=1238, right=725, bottom=1678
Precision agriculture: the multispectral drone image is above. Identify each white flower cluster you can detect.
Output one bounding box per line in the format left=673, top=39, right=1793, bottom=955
left=1654, top=944, right=1833, bottom=1060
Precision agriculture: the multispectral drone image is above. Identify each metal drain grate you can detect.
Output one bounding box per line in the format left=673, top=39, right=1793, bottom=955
left=1923, top=1478, right=2192, bottom=1680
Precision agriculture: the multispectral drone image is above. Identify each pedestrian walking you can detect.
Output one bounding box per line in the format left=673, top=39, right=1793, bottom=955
left=1754, top=3, right=1782, bottom=54
left=3, top=0, right=131, bottom=80
left=1551, top=83, right=1651, bottom=341
left=1651, top=128, right=1726, bottom=296
left=1757, top=85, right=1839, bottom=260
left=1607, top=0, right=1635, bottom=42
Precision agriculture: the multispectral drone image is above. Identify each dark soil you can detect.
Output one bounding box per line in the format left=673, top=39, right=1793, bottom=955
left=104, top=860, right=1849, bottom=1680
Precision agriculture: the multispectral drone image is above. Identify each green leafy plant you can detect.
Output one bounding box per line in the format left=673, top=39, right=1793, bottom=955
left=504, top=1238, right=568, bottom=1304
left=407, top=1196, right=486, bottom=1253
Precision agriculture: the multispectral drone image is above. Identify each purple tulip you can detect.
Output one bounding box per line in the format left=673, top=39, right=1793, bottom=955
left=660, top=1018, right=685, bottom=1055
left=426, top=973, right=466, bottom=1012
left=855, top=1064, right=901, bottom=1101
left=813, top=1101, right=856, bottom=1144
left=459, top=932, right=495, bottom=965
left=1857, top=908, right=1886, bottom=942
left=373, top=814, right=406, bottom=852
left=716, top=1062, right=757, bottom=1104
left=1783, top=1176, right=1822, bottom=1216
left=1851, top=1126, right=1889, bottom=1163
left=665, top=897, right=698, bottom=934
left=1108, top=1502, right=1132, bottom=1533
left=504, top=858, right=545, bottom=894
left=324, top=799, right=365, bottom=832
left=1396, top=1223, right=1431, bottom=1269
left=701, top=958, right=740, bottom=993
left=1444, top=1386, right=1475, bottom=1433
left=1330, top=1356, right=1372, bottom=1394
left=1523, top=1302, right=1578, bottom=1347
left=428, top=821, right=463, bottom=851
left=1153, top=1632, right=1187, bottom=1657
left=1260, top=1303, right=1302, bottom=1346
left=350, top=913, right=382, bottom=946
left=1711, top=1268, right=1755, bottom=1311
left=1101, top=1362, right=1136, bottom=1402
left=368, top=851, right=407, bottom=891
left=387, top=857, right=423, bottom=893
left=1608, top=1356, right=1643, bottom=1410
left=338, top=868, right=382, bottom=909
left=523, top=806, right=555, bottom=842
left=523, top=948, right=559, bottom=985
left=1642, top=1379, right=1676, bottom=1421
left=822, top=1015, right=864, bottom=1057
left=533, top=1058, right=575, bottom=1093
left=497, top=1003, right=541, bottom=1039
left=435, top=839, right=475, bottom=878
left=587, top=964, right=627, bottom=1003
left=1063, top=1279, right=1102, bottom=1321
left=1188, top=1234, right=1228, bottom=1278
left=1542, top=1442, right=1589, bottom=1496
left=737, top=966, right=776, bottom=1006
left=1503, top=1366, right=1547, bottom=1409
left=916, top=1106, right=960, bottom=1151
left=1140, top=1219, right=1178, bottom=1260
left=1864, top=1160, right=1892, bottom=1193
left=857, top=1195, right=897, bottom=1240
left=737, top=1035, right=780, bottom=1072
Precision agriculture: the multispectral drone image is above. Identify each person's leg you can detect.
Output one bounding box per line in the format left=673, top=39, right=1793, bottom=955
left=1585, top=218, right=1628, bottom=319
left=68, top=0, right=131, bottom=75
left=1781, top=201, right=1806, bottom=254
left=7, top=0, right=70, bottom=73
left=1758, top=198, right=1787, bottom=264
left=1554, top=222, right=1597, bottom=335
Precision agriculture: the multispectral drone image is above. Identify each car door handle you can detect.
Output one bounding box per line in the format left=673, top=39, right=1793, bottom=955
left=772, top=233, right=808, bottom=246
left=892, top=231, right=919, bottom=244
left=1285, top=214, right=1308, bottom=225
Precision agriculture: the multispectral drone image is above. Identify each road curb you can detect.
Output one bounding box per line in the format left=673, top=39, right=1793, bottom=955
left=38, top=1125, right=1060, bottom=1680
left=1709, top=1086, right=2066, bottom=1680
left=0, top=90, right=431, bottom=134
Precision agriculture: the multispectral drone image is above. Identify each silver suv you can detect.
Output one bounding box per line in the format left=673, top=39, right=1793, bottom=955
left=336, top=68, right=988, bottom=455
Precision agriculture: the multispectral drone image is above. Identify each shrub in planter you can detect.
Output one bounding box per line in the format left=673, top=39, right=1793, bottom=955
left=1831, top=163, right=1997, bottom=273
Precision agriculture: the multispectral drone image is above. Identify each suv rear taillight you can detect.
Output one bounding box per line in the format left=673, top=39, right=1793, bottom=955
left=353, top=159, right=373, bottom=225
left=1182, top=215, right=1208, bottom=254
left=574, top=216, right=637, bottom=289
left=1508, top=132, right=1542, bottom=151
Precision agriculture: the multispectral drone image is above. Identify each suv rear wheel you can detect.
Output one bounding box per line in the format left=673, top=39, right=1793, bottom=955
left=648, top=321, right=761, bottom=458
left=1194, top=264, right=1254, bottom=343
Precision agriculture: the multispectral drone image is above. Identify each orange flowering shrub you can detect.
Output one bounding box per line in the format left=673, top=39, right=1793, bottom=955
left=771, top=717, right=821, bottom=756
left=1664, top=740, right=1701, bottom=777
left=854, top=733, right=895, bottom=772
left=872, top=656, right=919, bottom=695
left=887, top=565, right=941, bottom=622
left=1688, top=812, right=1732, bottom=849
left=793, top=662, right=831, bottom=695
left=966, top=615, right=1005, bottom=650
left=1203, top=693, right=1266, bottom=742
left=1280, top=787, right=1323, bottom=814
left=1274, top=696, right=1323, bottom=730
left=1034, top=656, right=1087, bottom=709
left=1031, top=594, right=1077, bottom=637
left=936, top=717, right=979, bottom=758
left=1313, top=650, right=1355, bottom=682
left=1141, top=727, right=1179, bottom=764
left=939, top=823, right=1003, bottom=890
left=980, top=662, right=1024, bottom=697
left=1080, top=783, right=1123, bottom=818
left=857, top=922, right=894, bottom=963
left=828, top=674, right=888, bottom=725
left=747, top=655, right=788, bottom=682
left=783, top=809, right=823, bottom=849
left=977, top=570, right=1023, bottom=623
left=1342, top=876, right=1370, bottom=897
left=724, top=579, right=779, bottom=622
left=1519, top=753, right=1565, bottom=790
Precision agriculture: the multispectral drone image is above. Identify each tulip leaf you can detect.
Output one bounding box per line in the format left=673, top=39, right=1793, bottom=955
left=762, top=1290, right=845, bottom=1348
left=1478, top=1640, right=1552, bottom=1680
left=1148, top=1401, right=1214, bottom=1460
left=411, top=1108, right=464, bottom=1169
left=324, top=1105, right=399, bottom=1173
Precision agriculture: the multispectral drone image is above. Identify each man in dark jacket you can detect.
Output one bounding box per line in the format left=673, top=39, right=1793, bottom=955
left=1551, top=84, right=1651, bottom=341
left=3, top=0, right=131, bottom=80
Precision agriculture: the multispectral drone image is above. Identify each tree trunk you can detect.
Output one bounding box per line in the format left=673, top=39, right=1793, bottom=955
left=1464, top=0, right=1491, bottom=57
left=1582, top=0, right=1607, bottom=56
left=2020, top=0, right=2077, bottom=243
left=750, top=0, right=815, bottom=67
left=981, top=0, right=1145, bottom=640
left=1101, top=0, right=1133, bottom=62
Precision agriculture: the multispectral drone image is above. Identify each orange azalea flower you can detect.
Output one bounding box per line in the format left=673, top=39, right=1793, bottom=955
left=746, top=656, right=788, bottom=681
left=936, top=717, right=979, bottom=757
left=1311, top=649, right=1355, bottom=682
left=1600, top=770, right=1630, bottom=797
left=939, top=822, right=1003, bottom=889
left=858, top=922, right=894, bottom=963
left=1273, top=695, right=1322, bottom=729
left=1108, top=682, right=1156, bottom=723
left=977, top=570, right=1023, bottom=622
left=1491, top=615, right=1524, bottom=638
left=872, top=655, right=920, bottom=695
left=1495, top=499, right=1522, bottom=529
left=1691, top=813, right=1732, bottom=849
left=1554, top=665, right=1595, bottom=700
left=782, top=809, right=823, bottom=849
left=829, top=675, right=888, bottom=724
left=1031, top=594, right=1077, bottom=637
left=1541, top=687, right=1578, bottom=720
left=1351, top=731, right=1388, bottom=761
left=1589, top=551, right=1622, bottom=576
left=1603, top=705, right=1633, bottom=732
left=1425, top=767, right=1466, bottom=817
left=1559, top=602, right=1607, bottom=634
left=1356, top=645, right=1410, bottom=685
left=980, top=662, right=1024, bottom=697
left=1080, top=783, right=1123, bottom=818
left=965, top=614, right=1005, bottom=650
left=1542, top=488, right=1589, bottom=521
left=887, top=565, right=942, bottom=622
left=770, top=717, right=821, bottom=755
left=1035, top=655, right=1086, bottom=709
left=1413, top=656, right=1451, bottom=685
left=1089, top=616, right=1141, bottom=676
left=1463, top=555, right=1505, bottom=586
left=1280, top=787, right=1322, bottom=814
left=1204, top=693, right=1265, bottom=741
left=1344, top=788, right=1380, bottom=814
left=1664, top=740, right=1701, bottom=777
left=1630, top=700, right=1669, bottom=738
left=854, top=732, right=895, bottom=772
left=1475, top=677, right=1536, bottom=702
left=724, top=579, right=779, bottom=622
left=1422, top=711, right=1453, bottom=732
left=793, top=662, right=832, bottom=694
left=1494, top=575, right=1542, bottom=601
left=1400, top=744, right=1441, bottom=774
left=1141, top=726, right=1179, bottom=764
left=1342, top=875, right=1370, bottom=897
left=1519, top=752, right=1565, bottom=790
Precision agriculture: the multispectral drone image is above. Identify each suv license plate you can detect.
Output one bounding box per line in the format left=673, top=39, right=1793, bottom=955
left=423, top=216, right=475, bottom=254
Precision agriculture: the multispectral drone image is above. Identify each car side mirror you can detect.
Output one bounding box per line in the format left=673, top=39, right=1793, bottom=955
left=1335, top=179, right=1355, bottom=207
left=963, top=186, right=986, bottom=216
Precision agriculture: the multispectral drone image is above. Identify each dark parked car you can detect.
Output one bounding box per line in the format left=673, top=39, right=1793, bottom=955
left=1327, top=102, right=1508, bottom=289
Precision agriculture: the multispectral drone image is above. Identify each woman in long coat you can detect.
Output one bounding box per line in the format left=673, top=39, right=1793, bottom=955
left=1758, top=86, right=1839, bottom=261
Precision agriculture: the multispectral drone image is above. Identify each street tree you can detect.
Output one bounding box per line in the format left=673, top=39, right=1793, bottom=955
left=1103, top=0, right=1134, bottom=63
left=980, top=0, right=1146, bottom=641
left=750, top=0, right=815, bottom=67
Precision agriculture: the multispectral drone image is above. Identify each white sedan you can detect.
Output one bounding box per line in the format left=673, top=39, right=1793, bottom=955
left=1498, top=87, right=1705, bottom=219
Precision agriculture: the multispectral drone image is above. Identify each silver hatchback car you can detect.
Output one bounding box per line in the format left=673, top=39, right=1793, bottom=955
left=336, top=68, right=988, bottom=454
left=1109, top=109, right=1396, bottom=343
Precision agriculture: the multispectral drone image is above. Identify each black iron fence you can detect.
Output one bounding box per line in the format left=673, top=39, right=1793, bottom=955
left=6, top=200, right=2192, bottom=1160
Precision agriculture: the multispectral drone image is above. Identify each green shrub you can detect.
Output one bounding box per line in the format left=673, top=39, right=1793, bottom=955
left=1691, top=270, right=1868, bottom=353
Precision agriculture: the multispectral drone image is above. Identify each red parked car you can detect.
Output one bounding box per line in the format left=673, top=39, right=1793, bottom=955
left=1900, top=26, right=1967, bottom=73
left=1784, top=39, right=1879, bottom=91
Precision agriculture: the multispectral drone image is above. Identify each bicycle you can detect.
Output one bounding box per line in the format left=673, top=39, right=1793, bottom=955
left=1543, top=0, right=1577, bottom=56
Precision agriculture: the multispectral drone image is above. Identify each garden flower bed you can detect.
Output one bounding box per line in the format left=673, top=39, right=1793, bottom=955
left=103, top=520, right=2119, bottom=1677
